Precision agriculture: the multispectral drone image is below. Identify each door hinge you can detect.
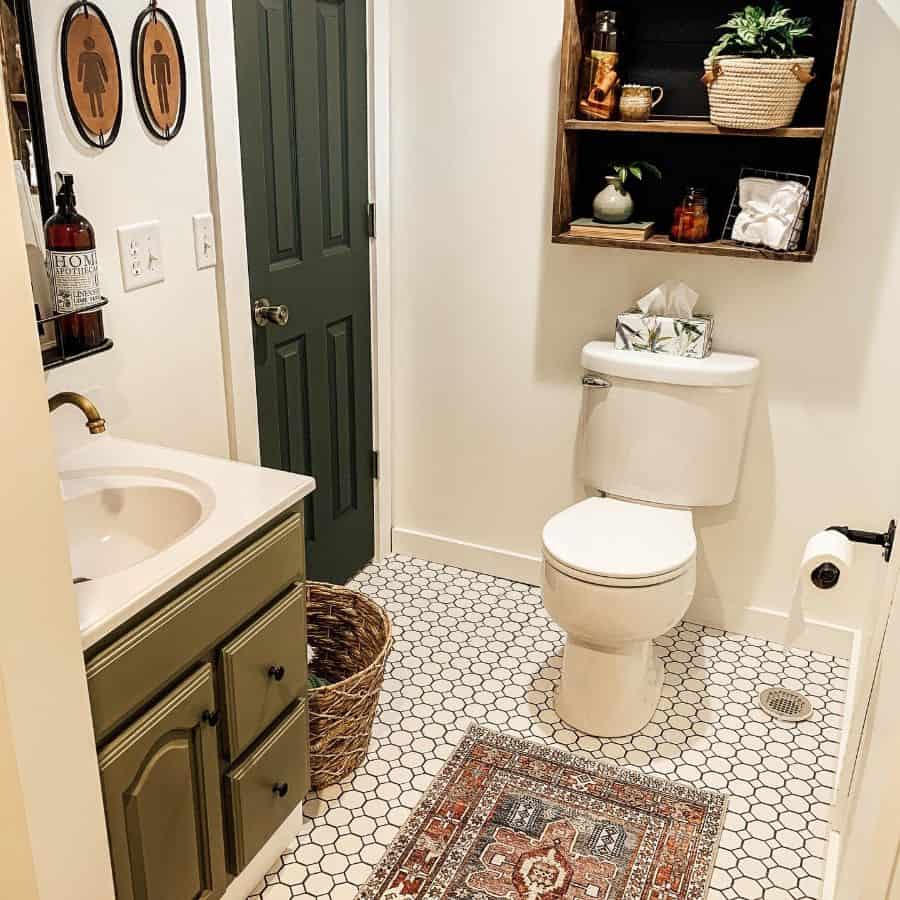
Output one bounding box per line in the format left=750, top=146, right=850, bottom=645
left=367, top=202, right=376, bottom=239
left=371, top=449, right=380, bottom=480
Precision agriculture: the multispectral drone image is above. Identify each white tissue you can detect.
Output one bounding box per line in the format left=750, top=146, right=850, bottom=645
left=637, top=280, right=700, bottom=319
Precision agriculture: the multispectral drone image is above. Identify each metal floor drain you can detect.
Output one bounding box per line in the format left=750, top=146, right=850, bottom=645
left=758, top=687, right=813, bottom=722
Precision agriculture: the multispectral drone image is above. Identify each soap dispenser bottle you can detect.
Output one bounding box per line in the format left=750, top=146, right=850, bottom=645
left=45, top=173, right=104, bottom=353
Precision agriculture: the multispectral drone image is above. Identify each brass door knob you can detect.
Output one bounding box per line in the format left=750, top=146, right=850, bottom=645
left=254, top=300, right=290, bottom=327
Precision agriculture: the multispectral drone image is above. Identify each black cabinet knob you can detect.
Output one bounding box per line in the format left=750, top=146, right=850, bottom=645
left=268, top=665, right=286, bottom=682
left=202, top=710, right=220, bottom=727
left=272, top=782, right=289, bottom=798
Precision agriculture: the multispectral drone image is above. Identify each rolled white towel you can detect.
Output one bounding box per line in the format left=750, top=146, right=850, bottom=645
left=732, top=178, right=809, bottom=251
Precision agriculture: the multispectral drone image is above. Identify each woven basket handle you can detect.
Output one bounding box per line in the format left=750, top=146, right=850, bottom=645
left=791, top=63, right=816, bottom=85
left=701, top=63, right=722, bottom=86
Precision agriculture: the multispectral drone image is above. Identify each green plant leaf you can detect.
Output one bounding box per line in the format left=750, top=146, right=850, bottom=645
left=608, top=160, right=662, bottom=184
left=708, top=2, right=812, bottom=59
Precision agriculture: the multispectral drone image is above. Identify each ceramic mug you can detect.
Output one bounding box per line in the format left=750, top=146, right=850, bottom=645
left=620, top=84, right=664, bottom=122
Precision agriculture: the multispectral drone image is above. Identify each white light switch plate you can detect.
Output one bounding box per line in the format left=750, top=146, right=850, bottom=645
left=117, top=221, right=165, bottom=291
left=192, top=213, right=217, bottom=269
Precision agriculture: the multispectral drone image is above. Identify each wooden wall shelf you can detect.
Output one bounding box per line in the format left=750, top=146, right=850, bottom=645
left=552, top=0, right=858, bottom=262
left=555, top=230, right=814, bottom=262
left=563, top=118, right=826, bottom=139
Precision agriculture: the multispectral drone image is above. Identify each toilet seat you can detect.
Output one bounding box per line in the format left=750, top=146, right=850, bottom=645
left=542, top=497, right=696, bottom=587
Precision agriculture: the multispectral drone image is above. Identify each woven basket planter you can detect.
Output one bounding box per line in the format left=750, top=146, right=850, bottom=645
left=306, top=581, right=392, bottom=789
left=703, top=56, right=815, bottom=130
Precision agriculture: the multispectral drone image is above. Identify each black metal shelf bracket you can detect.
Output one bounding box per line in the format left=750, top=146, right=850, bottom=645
left=827, top=520, right=896, bottom=564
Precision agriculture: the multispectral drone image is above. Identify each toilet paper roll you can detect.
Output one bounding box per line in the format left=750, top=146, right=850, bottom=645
left=800, top=529, right=855, bottom=585
left=785, top=530, right=855, bottom=649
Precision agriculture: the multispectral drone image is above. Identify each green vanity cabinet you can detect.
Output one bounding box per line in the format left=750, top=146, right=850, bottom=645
left=97, top=665, right=228, bottom=900
left=86, top=510, right=311, bottom=900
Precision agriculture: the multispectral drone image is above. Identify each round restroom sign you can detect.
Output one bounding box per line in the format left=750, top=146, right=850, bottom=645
left=61, top=2, right=123, bottom=148
left=131, top=2, right=186, bottom=141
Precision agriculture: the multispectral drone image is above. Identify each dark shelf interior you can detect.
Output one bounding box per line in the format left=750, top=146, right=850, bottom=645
left=597, top=0, right=844, bottom=125
left=572, top=130, right=823, bottom=243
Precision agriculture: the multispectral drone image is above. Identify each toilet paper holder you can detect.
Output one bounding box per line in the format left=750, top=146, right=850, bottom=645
left=827, top=520, right=896, bottom=563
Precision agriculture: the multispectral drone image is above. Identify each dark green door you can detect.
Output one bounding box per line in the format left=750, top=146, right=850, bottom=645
left=233, top=0, right=374, bottom=583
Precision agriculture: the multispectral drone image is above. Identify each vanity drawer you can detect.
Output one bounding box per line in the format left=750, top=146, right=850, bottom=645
left=220, top=583, right=307, bottom=760
left=87, top=514, right=305, bottom=742
left=225, top=701, right=309, bottom=874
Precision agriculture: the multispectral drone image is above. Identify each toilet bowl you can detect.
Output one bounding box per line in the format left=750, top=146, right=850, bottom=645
left=542, top=496, right=697, bottom=737
left=544, top=340, right=759, bottom=737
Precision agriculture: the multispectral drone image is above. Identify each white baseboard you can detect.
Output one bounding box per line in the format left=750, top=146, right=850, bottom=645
left=687, top=600, right=856, bottom=660
left=392, top=528, right=543, bottom=586
left=391, top=527, right=856, bottom=659
left=222, top=806, right=302, bottom=900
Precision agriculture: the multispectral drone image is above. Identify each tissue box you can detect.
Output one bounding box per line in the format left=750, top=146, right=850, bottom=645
left=615, top=311, right=714, bottom=359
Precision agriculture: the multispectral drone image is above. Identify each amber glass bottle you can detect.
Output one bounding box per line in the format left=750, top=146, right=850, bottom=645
left=45, top=174, right=104, bottom=354
left=670, top=187, right=711, bottom=244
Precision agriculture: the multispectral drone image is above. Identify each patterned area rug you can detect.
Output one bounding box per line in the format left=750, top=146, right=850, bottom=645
left=358, top=725, right=729, bottom=900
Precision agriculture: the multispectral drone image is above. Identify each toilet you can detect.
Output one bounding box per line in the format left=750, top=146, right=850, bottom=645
left=542, top=341, right=760, bottom=737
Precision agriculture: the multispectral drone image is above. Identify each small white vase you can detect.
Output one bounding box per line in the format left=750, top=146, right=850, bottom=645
left=593, top=176, right=634, bottom=224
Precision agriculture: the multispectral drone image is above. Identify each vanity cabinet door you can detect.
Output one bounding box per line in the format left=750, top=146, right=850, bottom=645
left=98, top=664, right=227, bottom=900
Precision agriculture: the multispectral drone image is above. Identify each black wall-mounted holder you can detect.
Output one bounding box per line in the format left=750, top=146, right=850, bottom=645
left=809, top=520, right=895, bottom=591
left=827, top=521, right=896, bottom=564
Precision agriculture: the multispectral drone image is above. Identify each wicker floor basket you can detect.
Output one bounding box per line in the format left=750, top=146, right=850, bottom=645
left=306, top=581, right=392, bottom=789
left=703, top=56, right=815, bottom=130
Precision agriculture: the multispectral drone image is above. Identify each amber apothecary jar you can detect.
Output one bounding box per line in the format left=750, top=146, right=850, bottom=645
left=670, top=187, right=711, bottom=244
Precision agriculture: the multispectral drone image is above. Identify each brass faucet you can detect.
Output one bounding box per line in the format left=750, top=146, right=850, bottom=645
left=48, top=392, right=106, bottom=435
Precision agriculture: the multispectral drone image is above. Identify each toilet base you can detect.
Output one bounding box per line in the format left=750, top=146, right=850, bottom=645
left=555, top=638, right=664, bottom=738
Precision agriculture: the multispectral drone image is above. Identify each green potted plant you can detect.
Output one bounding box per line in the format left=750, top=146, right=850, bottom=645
left=593, top=161, right=662, bottom=224
left=702, top=3, right=815, bottom=130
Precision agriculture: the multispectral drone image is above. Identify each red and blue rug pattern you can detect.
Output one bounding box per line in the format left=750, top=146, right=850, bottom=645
left=358, top=725, right=729, bottom=900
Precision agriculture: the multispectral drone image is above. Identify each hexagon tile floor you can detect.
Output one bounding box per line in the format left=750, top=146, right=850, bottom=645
left=247, top=555, right=849, bottom=900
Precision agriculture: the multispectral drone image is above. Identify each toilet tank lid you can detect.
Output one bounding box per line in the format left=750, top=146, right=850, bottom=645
left=582, top=341, right=760, bottom=388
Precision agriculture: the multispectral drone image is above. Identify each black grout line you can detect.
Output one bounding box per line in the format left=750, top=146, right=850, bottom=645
left=248, top=556, right=847, bottom=900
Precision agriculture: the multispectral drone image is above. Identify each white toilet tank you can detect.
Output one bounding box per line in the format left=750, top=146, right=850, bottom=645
left=581, top=341, right=760, bottom=508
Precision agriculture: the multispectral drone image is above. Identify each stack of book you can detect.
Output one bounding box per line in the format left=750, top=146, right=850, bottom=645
left=569, top=218, right=655, bottom=241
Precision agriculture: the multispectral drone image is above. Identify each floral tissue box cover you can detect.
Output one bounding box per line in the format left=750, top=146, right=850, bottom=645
left=615, top=312, right=714, bottom=359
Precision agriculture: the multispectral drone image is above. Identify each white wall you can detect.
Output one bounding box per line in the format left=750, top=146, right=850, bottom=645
left=390, top=0, right=900, bottom=640
left=0, top=86, right=114, bottom=900
left=31, top=1, right=229, bottom=457
left=880, top=0, right=900, bottom=27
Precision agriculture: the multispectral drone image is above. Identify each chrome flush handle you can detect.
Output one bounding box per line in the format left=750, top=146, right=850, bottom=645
left=254, top=299, right=290, bottom=327
left=582, top=375, right=612, bottom=389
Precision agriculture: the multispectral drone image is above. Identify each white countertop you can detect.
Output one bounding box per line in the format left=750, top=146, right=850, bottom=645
left=60, top=436, right=315, bottom=651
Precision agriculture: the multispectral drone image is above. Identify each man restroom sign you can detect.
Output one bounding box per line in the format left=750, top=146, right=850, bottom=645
left=132, top=2, right=186, bottom=141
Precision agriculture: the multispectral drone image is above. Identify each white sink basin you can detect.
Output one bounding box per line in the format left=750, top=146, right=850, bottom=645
left=58, top=437, right=315, bottom=649
left=61, top=469, right=214, bottom=581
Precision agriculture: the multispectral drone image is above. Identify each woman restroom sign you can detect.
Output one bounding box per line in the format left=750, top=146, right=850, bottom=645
left=132, top=3, right=186, bottom=141
left=61, top=2, right=123, bottom=148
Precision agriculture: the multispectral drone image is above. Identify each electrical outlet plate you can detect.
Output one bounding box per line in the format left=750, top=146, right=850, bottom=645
left=192, top=213, right=217, bottom=269
left=116, top=221, right=165, bottom=291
